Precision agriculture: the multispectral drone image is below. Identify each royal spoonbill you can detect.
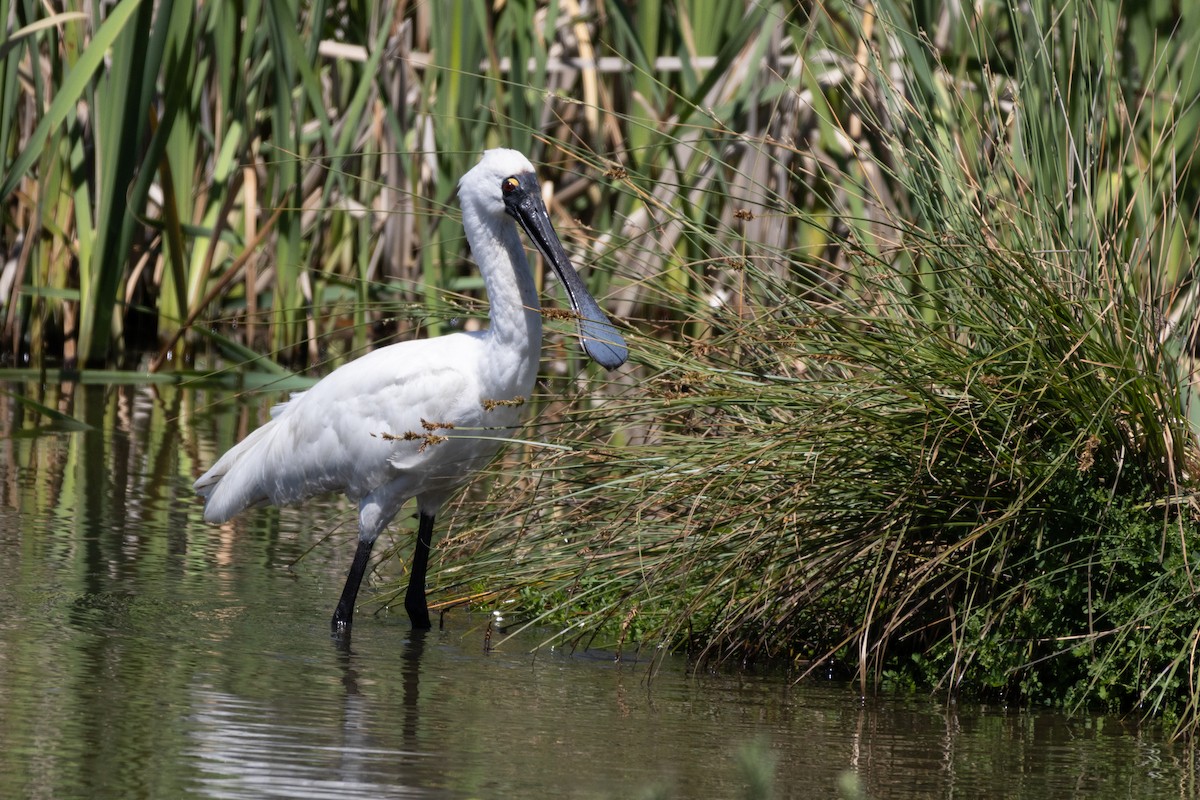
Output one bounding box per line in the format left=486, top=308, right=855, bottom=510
left=194, top=148, right=627, bottom=635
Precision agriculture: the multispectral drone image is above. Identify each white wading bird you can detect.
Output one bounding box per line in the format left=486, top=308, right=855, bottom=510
left=194, top=149, right=627, bottom=635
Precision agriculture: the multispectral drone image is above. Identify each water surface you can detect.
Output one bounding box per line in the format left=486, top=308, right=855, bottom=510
left=0, top=380, right=1194, bottom=799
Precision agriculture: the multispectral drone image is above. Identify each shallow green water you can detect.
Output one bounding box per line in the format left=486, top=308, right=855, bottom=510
left=0, top=379, right=1195, bottom=799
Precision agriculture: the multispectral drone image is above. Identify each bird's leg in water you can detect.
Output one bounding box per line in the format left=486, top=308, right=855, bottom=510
left=405, top=513, right=435, bottom=630
left=332, top=538, right=375, bottom=634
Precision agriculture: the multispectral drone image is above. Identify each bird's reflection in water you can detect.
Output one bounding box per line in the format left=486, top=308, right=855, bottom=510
left=185, top=631, right=433, bottom=800
left=401, top=630, right=428, bottom=743
left=334, top=628, right=429, bottom=752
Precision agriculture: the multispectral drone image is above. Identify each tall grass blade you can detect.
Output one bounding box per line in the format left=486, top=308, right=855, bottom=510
left=0, top=2, right=142, bottom=202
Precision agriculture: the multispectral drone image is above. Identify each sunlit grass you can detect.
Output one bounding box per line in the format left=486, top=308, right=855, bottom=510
left=432, top=1, right=1200, bottom=736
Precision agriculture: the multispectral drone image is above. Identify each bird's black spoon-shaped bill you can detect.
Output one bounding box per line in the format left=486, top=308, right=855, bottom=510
left=503, top=174, right=629, bottom=370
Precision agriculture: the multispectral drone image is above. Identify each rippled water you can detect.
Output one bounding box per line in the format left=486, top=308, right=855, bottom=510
left=0, top=380, right=1195, bottom=799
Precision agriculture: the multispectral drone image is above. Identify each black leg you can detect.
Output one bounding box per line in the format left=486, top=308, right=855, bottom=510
left=332, top=538, right=375, bottom=635
left=405, top=513, right=435, bottom=630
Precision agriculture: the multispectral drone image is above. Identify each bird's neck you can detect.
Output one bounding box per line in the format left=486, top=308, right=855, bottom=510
left=466, top=209, right=544, bottom=374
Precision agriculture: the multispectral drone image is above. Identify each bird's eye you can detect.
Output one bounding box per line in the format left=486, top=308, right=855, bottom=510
left=501, top=176, right=520, bottom=195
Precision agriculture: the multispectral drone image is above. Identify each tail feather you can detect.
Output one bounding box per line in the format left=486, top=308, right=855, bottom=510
left=194, top=423, right=277, bottom=523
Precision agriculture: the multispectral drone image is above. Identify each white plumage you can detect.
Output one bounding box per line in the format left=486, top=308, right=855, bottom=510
left=194, top=149, right=627, bottom=634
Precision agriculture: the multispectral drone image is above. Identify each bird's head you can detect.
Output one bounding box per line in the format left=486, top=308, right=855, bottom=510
left=459, top=148, right=539, bottom=218
left=458, top=148, right=629, bottom=371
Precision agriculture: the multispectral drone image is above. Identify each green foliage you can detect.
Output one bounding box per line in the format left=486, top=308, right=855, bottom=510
left=427, top=0, right=1200, bottom=737
left=6, top=0, right=1200, bottom=736
left=900, top=471, right=1199, bottom=717
left=2, top=0, right=774, bottom=371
